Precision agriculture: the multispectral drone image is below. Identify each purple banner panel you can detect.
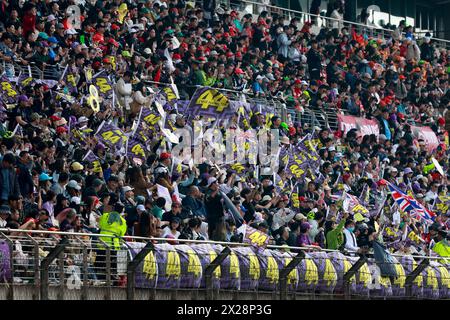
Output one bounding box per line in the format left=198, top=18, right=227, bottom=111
left=256, top=249, right=279, bottom=292
left=0, top=241, right=11, bottom=283
left=155, top=243, right=181, bottom=289
left=421, top=264, right=440, bottom=299
left=232, top=246, right=260, bottom=291
left=399, top=254, right=424, bottom=298
left=389, top=256, right=406, bottom=298
left=346, top=256, right=370, bottom=298
left=271, top=250, right=298, bottom=292
left=127, top=242, right=158, bottom=289
left=296, top=253, right=318, bottom=293
left=309, top=251, right=337, bottom=294
left=174, top=244, right=202, bottom=289
left=191, top=244, right=221, bottom=289
left=327, top=251, right=356, bottom=294
left=366, top=258, right=393, bottom=299
left=212, top=244, right=240, bottom=290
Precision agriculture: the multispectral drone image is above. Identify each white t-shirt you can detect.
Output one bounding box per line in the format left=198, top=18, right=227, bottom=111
left=162, top=226, right=180, bottom=239
left=88, top=211, right=100, bottom=229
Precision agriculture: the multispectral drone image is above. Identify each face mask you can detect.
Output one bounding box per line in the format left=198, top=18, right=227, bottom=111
left=347, top=227, right=355, bottom=233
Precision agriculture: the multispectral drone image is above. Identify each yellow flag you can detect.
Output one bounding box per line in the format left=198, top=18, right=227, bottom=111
left=354, top=212, right=365, bottom=222
left=118, top=3, right=128, bottom=23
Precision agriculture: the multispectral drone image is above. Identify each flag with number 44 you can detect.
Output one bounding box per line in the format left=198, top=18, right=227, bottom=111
left=237, top=224, right=270, bottom=253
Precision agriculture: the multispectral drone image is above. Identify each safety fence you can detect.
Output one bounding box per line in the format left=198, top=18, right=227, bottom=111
left=0, top=229, right=448, bottom=300
left=220, top=0, right=450, bottom=50
left=1, top=60, right=63, bottom=81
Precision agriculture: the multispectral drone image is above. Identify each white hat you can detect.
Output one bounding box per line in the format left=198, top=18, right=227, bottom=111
left=280, top=136, right=290, bottom=145
left=143, top=48, right=152, bottom=55
left=262, top=195, right=272, bottom=202
left=78, top=116, right=89, bottom=123
left=253, top=212, right=264, bottom=222
left=67, top=180, right=81, bottom=190
left=207, top=177, right=218, bottom=187
left=154, top=166, right=169, bottom=175
left=300, top=80, right=308, bottom=85
left=47, top=15, right=57, bottom=22
left=71, top=196, right=82, bottom=205
left=122, top=186, right=134, bottom=193
left=65, top=29, right=78, bottom=35
left=328, top=146, right=336, bottom=152
left=137, top=204, right=146, bottom=212
left=390, top=167, right=398, bottom=172
left=256, top=75, right=265, bottom=81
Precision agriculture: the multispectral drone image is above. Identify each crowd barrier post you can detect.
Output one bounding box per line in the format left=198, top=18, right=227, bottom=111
left=74, top=237, right=89, bottom=300
left=343, top=254, right=368, bottom=300
left=279, top=251, right=305, bottom=300
left=405, top=258, right=429, bottom=297
left=40, top=237, right=69, bottom=300
left=0, top=232, right=15, bottom=300
left=25, top=233, right=40, bottom=300
left=98, top=239, right=112, bottom=300
left=205, top=247, right=231, bottom=300
left=126, top=241, right=155, bottom=301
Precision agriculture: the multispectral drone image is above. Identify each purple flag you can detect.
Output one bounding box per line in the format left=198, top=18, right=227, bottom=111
left=0, top=76, right=19, bottom=104
left=82, top=150, right=103, bottom=173
left=186, top=87, right=234, bottom=120
left=92, top=70, right=113, bottom=97
left=126, top=135, right=147, bottom=165
left=95, top=121, right=127, bottom=149
left=62, top=66, right=78, bottom=94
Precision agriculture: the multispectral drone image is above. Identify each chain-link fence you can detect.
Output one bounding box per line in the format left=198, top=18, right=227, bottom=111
left=0, top=229, right=448, bottom=300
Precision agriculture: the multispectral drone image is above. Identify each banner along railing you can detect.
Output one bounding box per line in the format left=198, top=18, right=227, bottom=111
left=0, top=228, right=448, bottom=300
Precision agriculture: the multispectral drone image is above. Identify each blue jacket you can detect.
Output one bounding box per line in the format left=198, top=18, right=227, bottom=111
left=0, top=164, right=20, bottom=202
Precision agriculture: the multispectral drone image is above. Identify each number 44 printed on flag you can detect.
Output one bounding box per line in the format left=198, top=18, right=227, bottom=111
left=237, top=224, right=270, bottom=253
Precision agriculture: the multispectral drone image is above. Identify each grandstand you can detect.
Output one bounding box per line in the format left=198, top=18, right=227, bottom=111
left=0, top=0, right=448, bottom=301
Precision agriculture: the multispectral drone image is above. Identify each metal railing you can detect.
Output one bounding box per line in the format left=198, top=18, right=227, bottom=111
left=231, top=0, right=450, bottom=49
left=1, top=60, right=63, bottom=81
left=0, top=228, right=448, bottom=300
left=143, top=80, right=337, bottom=129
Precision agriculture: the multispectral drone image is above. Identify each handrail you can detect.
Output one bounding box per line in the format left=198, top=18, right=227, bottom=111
left=238, top=0, right=393, bottom=33
left=236, top=0, right=450, bottom=47
left=1, top=228, right=448, bottom=262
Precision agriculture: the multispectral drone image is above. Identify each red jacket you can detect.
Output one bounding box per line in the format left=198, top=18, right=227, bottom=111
left=22, top=12, right=36, bottom=37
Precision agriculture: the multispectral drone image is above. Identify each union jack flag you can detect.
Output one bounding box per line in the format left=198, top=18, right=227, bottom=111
left=387, top=181, right=436, bottom=223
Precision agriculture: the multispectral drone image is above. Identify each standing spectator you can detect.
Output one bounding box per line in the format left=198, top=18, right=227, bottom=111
left=277, top=26, right=292, bottom=62
left=307, top=39, right=322, bottom=80
left=0, top=153, right=20, bottom=205
left=205, top=177, right=225, bottom=239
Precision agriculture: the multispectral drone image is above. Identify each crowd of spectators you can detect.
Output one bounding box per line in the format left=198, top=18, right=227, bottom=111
left=0, top=0, right=448, bottom=266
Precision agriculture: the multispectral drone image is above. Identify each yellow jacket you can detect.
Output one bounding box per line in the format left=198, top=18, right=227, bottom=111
left=98, top=212, right=127, bottom=250
left=432, top=240, right=450, bottom=265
